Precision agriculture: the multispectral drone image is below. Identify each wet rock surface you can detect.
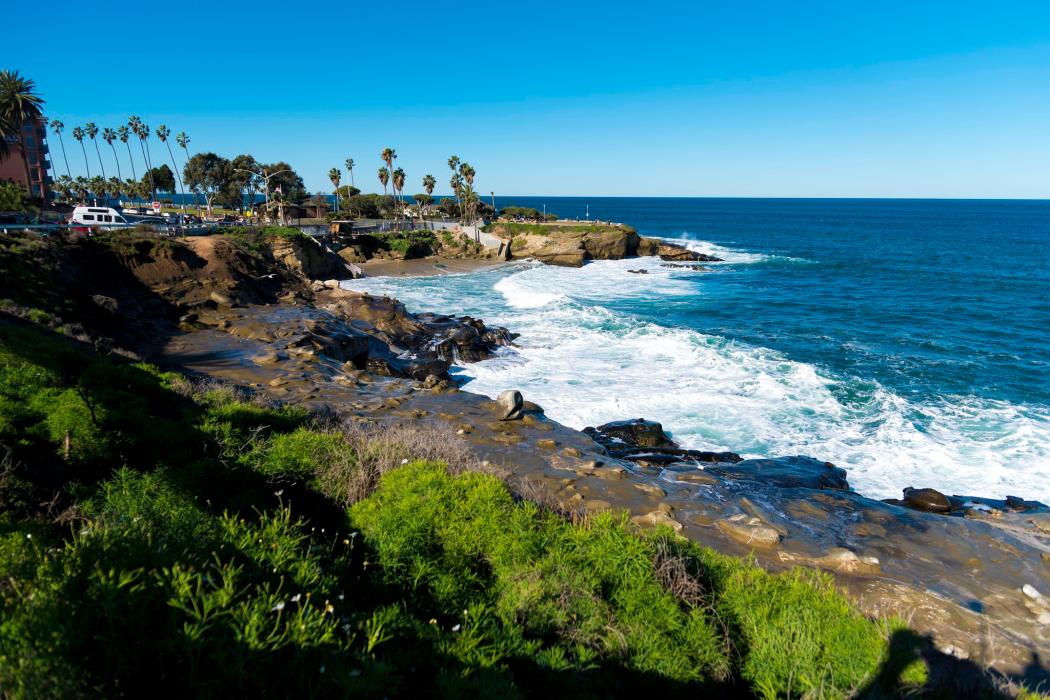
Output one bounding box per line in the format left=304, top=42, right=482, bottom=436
left=707, top=456, right=851, bottom=491
left=584, top=419, right=743, bottom=466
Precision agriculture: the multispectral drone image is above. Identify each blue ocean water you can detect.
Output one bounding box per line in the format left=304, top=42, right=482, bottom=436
left=347, top=198, right=1050, bottom=501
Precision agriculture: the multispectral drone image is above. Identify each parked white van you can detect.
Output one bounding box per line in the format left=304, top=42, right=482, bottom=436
left=69, top=206, right=134, bottom=230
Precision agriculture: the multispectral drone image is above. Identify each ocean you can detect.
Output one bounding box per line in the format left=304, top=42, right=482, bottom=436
left=345, top=197, right=1050, bottom=502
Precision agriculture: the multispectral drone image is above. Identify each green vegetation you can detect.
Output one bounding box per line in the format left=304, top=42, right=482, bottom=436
left=0, top=314, right=939, bottom=697
left=225, top=225, right=312, bottom=254
left=0, top=181, right=28, bottom=211
left=498, top=205, right=557, bottom=222
left=484, top=222, right=636, bottom=238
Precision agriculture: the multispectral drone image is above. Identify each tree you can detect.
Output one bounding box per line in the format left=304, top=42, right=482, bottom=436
left=262, top=162, right=305, bottom=204
left=392, top=168, right=405, bottom=219
left=183, top=152, right=232, bottom=216
left=102, top=128, right=122, bottom=181
left=85, top=122, right=105, bottom=179
left=49, top=119, right=71, bottom=179
left=72, top=126, right=90, bottom=178
left=447, top=155, right=462, bottom=219
left=377, top=166, right=389, bottom=199
left=175, top=132, right=197, bottom=215
left=117, top=125, right=136, bottom=181
left=229, top=154, right=261, bottom=211
left=128, top=116, right=155, bottom=201
left=381, top=148, right=397, bottom=220
left=0, top=70, right=45, bottom=197
left=156, top=125, right=187, bottom=211
left=328, top=167, right=341, bottom=212
left=413, top=193, right=434, bottom=219
left=142, top=164, right=176, bottom=194
left=344, top=157, right=355, bottom=187
left=308, top=192, right=329, bottom=218
left=0, top=180, right=27, bottom=211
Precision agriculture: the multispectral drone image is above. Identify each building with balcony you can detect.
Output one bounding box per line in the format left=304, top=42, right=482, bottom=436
left=0, top=116, right=53, bottom=204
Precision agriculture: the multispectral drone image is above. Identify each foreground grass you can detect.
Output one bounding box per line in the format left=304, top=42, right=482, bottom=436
left=0, top=316, right=932, bottom=697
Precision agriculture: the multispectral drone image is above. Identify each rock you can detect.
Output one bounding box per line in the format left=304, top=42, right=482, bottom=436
left=271, top=237, right=351, bottom=280
left=707, top=456, right=850, bottom=491
left=815, top=548, right=881, bottom=574
left=563, top=447, right=582, bottom=458
left=672, top=471, right=719, bottom=485
left=91, top=294, right=119, bottom=313
left=634, top=482, right=665, bottom=498
left=1022, top=584, right=1042, bottom=600
left=537, top=439, right=557, bottom=450
left=627, top=269, right=648, bottom=274
left=322, top=279, right=340, bottom=289
left=208, top=290, right=232, bottom=306
left=532, top=242, right=588, bottom=267
left=902, top=487, right=952, bottom=513
left=717, top=515, right=781, bottom=549
left=632, top=508, right=683, bottom=533
left=521, top=400, right=544, bottom=414
left=660, top=263, right=707, bottom=272
left=637, top=237, right=724, bottom=262
left=591, top=418, right=677, bottom=449
left=495, top=390, right=524, bottom=421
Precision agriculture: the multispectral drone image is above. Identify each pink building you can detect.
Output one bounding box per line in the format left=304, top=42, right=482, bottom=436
left=0, top=116, right=53, bottom=204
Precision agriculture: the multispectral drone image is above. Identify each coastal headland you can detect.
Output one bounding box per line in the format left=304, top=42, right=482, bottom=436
left=1, top=226, right=1047, bottom=695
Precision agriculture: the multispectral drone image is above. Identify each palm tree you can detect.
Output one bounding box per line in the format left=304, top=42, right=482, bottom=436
left=85, top=122, right=105, bottom=179
left=88, top=175, right=106, bottom=205
left=447, top=155, right=462, bottom=220
left=101, top=128, right=121, bottom=181
left=175, top=132, right=199, bottom=215
left=377, top=166, right=390, bottom=205
left=156, top=125, right=187, bottom=212
left=72, top=176, right=89, bottom=204
left=422, top=174, right=436, bottom=220
left=460, top=162, right=478, bottom=235
left=117, top=125, right=136, bottom=181
left=380, top=148, right=397, bottom=219
left=0, top=70, right=45, bottom=197
left=128, top=116, right=155, bottom=201
left=392, top=167, right=406, bottom=220
left=328, top=167, right=341, bottom=212
left=49, top=119, right=71, bottom=179
left=72, top=126, right=90, bottom=178
left=344, top=157, right=355, bottom=187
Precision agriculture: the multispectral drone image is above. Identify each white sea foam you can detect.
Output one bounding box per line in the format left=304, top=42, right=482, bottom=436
left=345, top=258, right=1050, bottom=502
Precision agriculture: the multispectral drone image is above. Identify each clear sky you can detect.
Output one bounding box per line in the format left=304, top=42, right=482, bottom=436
left=8, top=0, right=1050, bottom=197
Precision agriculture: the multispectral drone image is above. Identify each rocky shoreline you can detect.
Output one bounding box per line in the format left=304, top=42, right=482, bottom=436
left=9, top=229, right=1048, bottom=683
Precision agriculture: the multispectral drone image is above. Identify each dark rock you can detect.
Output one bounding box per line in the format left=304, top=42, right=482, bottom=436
left=902, top=487, right=953, bottom=513
left=627, top=269, right=649, bottom=274
left=593, top=419, right=677, bottom=449
left=495, top=390, right=524, bottom=421
left=91, top=294, right=119, bottom=313
left=660, top=263, right=708, bottom=272
left=707, top=456, right=851, bottom=491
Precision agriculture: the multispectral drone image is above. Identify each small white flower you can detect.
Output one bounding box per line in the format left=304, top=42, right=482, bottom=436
left=291, top=593, right=302, bottom=603
left=452, top=624, right=461, bottom=632
left=338, top=593, right=345, bottom=601
left=274, top=489, right=284, bottom=496
left=25, top=533, right=32, bottom=540
left=400, top=458, right=409, bottom=465
left=272, top=601, right=286, bottom=611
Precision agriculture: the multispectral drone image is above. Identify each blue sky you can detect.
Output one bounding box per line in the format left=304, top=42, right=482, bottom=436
left=9, top=0, right=1050, bottom=197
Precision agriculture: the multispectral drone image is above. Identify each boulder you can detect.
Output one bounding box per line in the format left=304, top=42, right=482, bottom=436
left=579, top=229, right=640, bottom=259
left=495, top=390, right=524, bottom=421
left=706, top=456, right=850, bottom=491
left=532, top=239, right=589, bottom=267
left=271, top=236, right=351, bottom=280
left=717, top=514, right=781, bottom=548
left=593, top=418, right=677, bottom=449
left=902, top=487, right=952, bottom=514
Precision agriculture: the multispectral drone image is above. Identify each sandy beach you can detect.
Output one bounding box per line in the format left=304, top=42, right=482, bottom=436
left=355, top=256, right=508, bottom=278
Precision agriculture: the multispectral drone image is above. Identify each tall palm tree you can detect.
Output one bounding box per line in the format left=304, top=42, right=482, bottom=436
left=117, top=125, right=136, bottom=181
left=447, top=155, right=462, bottom=220
left=72, top=126, right=90, bottom=178
left=392, top=167, right=406, bottom=220
left=129, top=116, right=155, bottom=202
left=0, top=70, right=45, bottom=197
left=72, top=176, right=89, bottom=204
left=460, top=162, right=478, bottom=233
left=49, top=119, right=71, bottom=179
left=328, top=167, right=341, bottom=212
left=344, top=157, right=354, bottom=187
left=156, top=125, right=187, bottom=211
left=101, top=128, right=122, bottom=181
left=85, top=122, right=105, bottom=179
left=377, top=166, right=390, bottom=203
left=380, top=148, right=397, bottom=219
left=422, top=173, right=436, bottom=220
left=175, top=132, right=199, bottom=216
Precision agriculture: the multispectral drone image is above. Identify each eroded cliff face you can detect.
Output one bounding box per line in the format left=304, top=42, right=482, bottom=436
left=484, top=223, right=723, bottom=267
